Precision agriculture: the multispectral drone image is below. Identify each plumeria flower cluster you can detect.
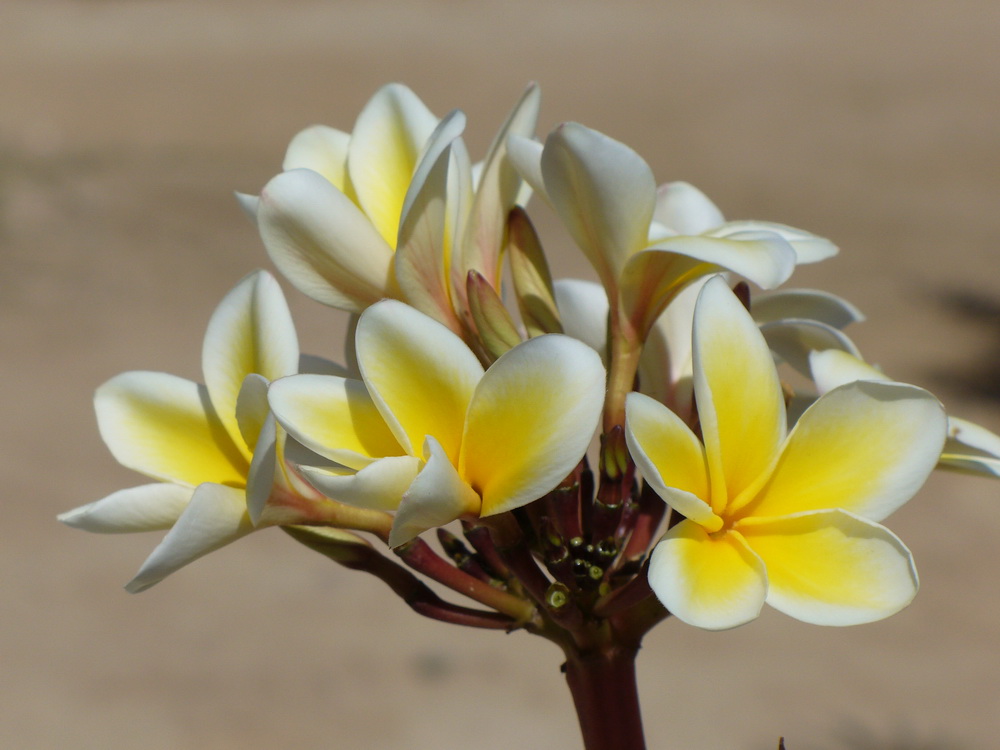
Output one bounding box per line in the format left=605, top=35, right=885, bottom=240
left=61, top=82, right=1000, bottom=749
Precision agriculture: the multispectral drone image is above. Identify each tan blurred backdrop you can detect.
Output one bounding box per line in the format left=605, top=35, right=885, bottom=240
left=3, top=1, right=1000, bottom=748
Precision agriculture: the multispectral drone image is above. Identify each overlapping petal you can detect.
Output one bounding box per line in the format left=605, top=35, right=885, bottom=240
left=461, top=335, right=605, bottom=516
left=746, top=381, right=946, bottom=522
left=57, top=483, right=193, bottom=533
left=125, top=483, right=254, bottom=593
left=348, top=83, right=438, bottom=246
left=257, top=168, right=395, bottom=311
left=652, top=182, right=724, bottom=236
left=693, top=277, right=786, bottom=512
left=648, top=521, right=767, bottom=630
left=283, top=125, right=351, bottom=192
left=737, top=510, right=918, bottom=625
left=390, top=437, right=481, bottom=547
left=301, top=456, right=422, bottom=512
left=541, top=123, right=655, bottom=287
left=202, top=270, right=299, bottom=451
left=356, top=299, right=484, bottom=462
left=268, top=374, right=404, bottom=470
left=624, top=392, right=717, bottom=529
left=95, top=371, right=248, bottom=488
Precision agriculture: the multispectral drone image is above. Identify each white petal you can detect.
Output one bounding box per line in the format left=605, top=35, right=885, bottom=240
left=653, top=182, right=724, bottom=235
left=946, top=416, right=1000, bottom=459
left=96, top=371, right=247, bottom=488
left=752, top=289, right=864, bottom=328
left=553, top=279, right=609, bottom=361
left=738, top=509, right=918, bottom=625
left=257, top=168, right=394, bottom=312
left=234, top=191, right=259, bottom=220
left=348, top=83, right=438, bottom=247
left=760, top=319, right=861, bottom=377
left=395, top=135, right=464, bottom=329
left=356, top=300, right=483, bottom=462
left=125, top=484, right=253, bottom=593
left=541, top=123, right=656, bottom=285
left=712, top=221, right=838, bottom=264
left=268, top=374, right=404, bottom=469
left=809, top=349, right=890, bottom=395
left=460, top=83, right=541, bottom=290
left=624, top=392, right=719, bottom=529
left=644, top=232, right=798, bottom=291
left=300, top=455, right=421, bottom=511
left=749, top=381, right=946, bottom=522
left=245, top=411, right=278, bottom=525
left=58, top=483, right=194, bottom=533
left=282, top=124, right=351, bottom=191
left=389, top=437, right=480, bottom=547
left=693, top=277, right=786, bottom=513
left=202, top=271, right=298, bottom=451
left=506, top=135, right=545, bottom=201
left=648, top=521, right=767, bottom=630
left=461, top=334, right=606, bottom=517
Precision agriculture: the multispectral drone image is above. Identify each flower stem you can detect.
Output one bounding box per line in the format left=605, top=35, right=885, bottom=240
left=563, top=643, right=646, bottom=750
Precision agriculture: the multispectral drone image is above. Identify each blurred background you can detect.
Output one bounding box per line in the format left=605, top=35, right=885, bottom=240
left=3, top=1, right=999, bottom=748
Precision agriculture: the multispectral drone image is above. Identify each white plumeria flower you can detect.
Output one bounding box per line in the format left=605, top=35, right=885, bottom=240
left=255, top=83, right=540, bottom=331
left=811, top=349, right=1000, bottom=478
left=269, top=299, right=606, bottom=547
left=625, top=277, right=946, bottom=630
left=509, top=124, right=835, bottom=339
left=59, top=271, right=354, bottom=592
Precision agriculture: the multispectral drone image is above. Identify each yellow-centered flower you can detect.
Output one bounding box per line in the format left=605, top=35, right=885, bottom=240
left=58, top=271, right=352, bottom=592
left=269, top=299, right=606, bottom=547
left=625, top=277, right=946, bottom=629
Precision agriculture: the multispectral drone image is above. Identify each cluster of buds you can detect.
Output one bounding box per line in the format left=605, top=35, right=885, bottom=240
left=62, top=83, right=1000, bottom=647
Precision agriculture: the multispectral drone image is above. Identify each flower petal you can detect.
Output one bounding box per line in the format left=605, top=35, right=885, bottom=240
left=693, top=277, right=786, bottom=513
left=737, top=509, right=918, bottom=625
left=553, top=279, right=609, bottom=361
left=202, top=271, right=299, bottom=452
left=624, top=392, right=719, bottom=530
left=356, top=300, right=483, bottom=462
left=348, top=83, right=438, bottom=247
left=752, top=289, right=864, bottom=329
left=282, top=124, right=351, bottom=193
left=125, top=483, right=253, bottom=593
left=257, top=168, right=394, bottom=312
left=300, top=455, right=421, bottom=511
left=749, top=380, right=946, bottom=522
left=648, top=521, right=767, bottom=630
left=711, top=221, right=838, bottom=264
left=389, top=437, right=480, bottom=547
left=96, top=371, right=247, bottom=488
left=461, top=334, right=605, bottom=517
left=268, top=374, right=404, bottom=469
left=58, top=483, right=194, bottom=533
left=245, top=411, right=278, bottom=525
left=809, top=349, right=890, bottom=394
left=234, top=191, right=259, bottom=220
left=644, top=232, right=797, bottom=291
left=506, top=134, right=545, bottom=201
left=395, top=132, right=464, bottom=330
left=760, top=319, right=861, bottom=377
left=941, top=416, right=1000, bottom=476
left=460, top=83, right=541, bottom=290
left=541, top=123, right=656, bottom=287
left=653, top=182, right=724, bottom=236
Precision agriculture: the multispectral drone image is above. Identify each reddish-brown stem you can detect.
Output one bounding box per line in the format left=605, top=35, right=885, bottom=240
left=563, top=644, right=646, bottom=750
left=395, top=538, right=536, bottom=624
left=282, top=527, right=515, bottom=630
